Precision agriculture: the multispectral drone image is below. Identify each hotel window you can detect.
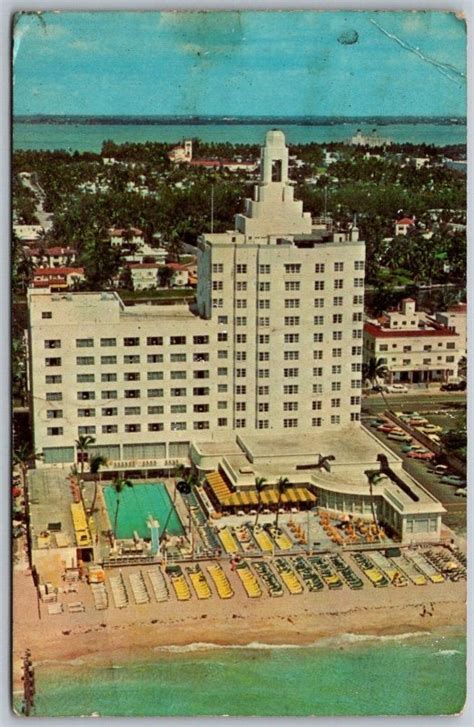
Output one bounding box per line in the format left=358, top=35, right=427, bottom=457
left=193, top=421, right=210, bottom=430
left=170, top=336, right=186, bottom=345
left=193, top=387, right=210, bottom=396
left=259, top=264, right=271, bottom=274
left=403, top=345, right=412, bottom=353
left=236, top=317, right=247, bottom=326
left=218, top=384, right=228, bottom=393
left=312, top=401, right=322, bottom=410
left=171, top=422, right=186, bottom=431
left=193, top=335, right=209, bottom=345
left=350, top=412, right=360, bottom=422
left=46, top=392, right=62, bottom=401
left=352, top=346, right=362, bottom=356
left=379, top=344, right=388, bottom=352
left=333, top=331, right=342, bottom=341
left=212, top=280, right=223, bottom=291
left=171, top=353, right=187, bottom=363
left=235, top=419, right=246, bottom=428
left=42, top=311, right=52, bottom=319
left=125, top=424, right=141, bottom=433
left=236, top=334, right=247, bottom=344
left=334, top=279, right=344, bottom=289
left=171, top=371, right=187, bottom=380
left=237, top=281, right=248, bottom=291
left=101, top=355, right=117, bottom=365
left=351, top=379, right=361, bottom=388
left=102, top=407, right=117, bottom=416
left=284, top=351, right=299, bottom=360
left=235, top=264, right=247, bottom=274
left=258, top=402, right=269, bottom=412
left=331, top=398, right=341, bottom=408
left=283, top=402, right=298, bottom=411
left=354, top=278, right=364, bottom=287
left=333, top=261, right=344, bottom=272
left=350, top=396, right=361, bottom=406
left=194, top=404, right=210, bottom=413
left=147, top=336, right=163, bottom=345
left=446, top=342, right=456, bottom=349
left=212, top=263, right=223, bottom=273
left=77, top=373, right=95, bottom=383
left=218, top=401, right=228, bottom=410
left=45, top=339, right=61, bottom=349
left=193, top=353, right=208, bottom=362
left=313, top=350, right=323, bottom=360
left=218, top=418, right=228, bottom=427
left=446, top=356, right=455, bottom=363
left=258, top=334, right=269, bottom=344
left=76, top=338, right=93, bottom=348
left=218, top=350, right=228, bottom=359
left=124, top=355, right=140, bottom=364
left=332, top=382, right=341, bottom=391
left=124, top=337, right=139, bottom=346
left=194, top=370, right=209, bottom=379
left=312, top=418, right=322, bottom=427
left=148, top=422, right=164, bottom=432
left=45, top=357, right=61, bottom=367
left=78, top=426, right=95, bottom=435
left=284, top=384, right=298, bottom=394
left=284, top=264, right=301, bottom=274
left=333, top=314, right=343, bottom=324
left=330, top=415, right=340, bottom=425
left=313, top=383, right=323, bottom=394
left=285, top=281, right=299, bottom=291
left=236, top=299, right=247, bottom=309
left=354, top=260, right=365, bottom=270
left=332, top=365, right=342, bottom=374
left=217, top=332, right=228, bottom=342
left=102, top=425, right=118, bottom=434
left=333, top=296, right=343, bottom=306
left=170, top=388, right=185, bottom=397
left=283, top=418, right=298, bottom=428
left=125, top=372, right=140, bottom=381
left=314, top=280, right=325, bottom=291
left=402, top=359, right=411, bottom=366
left=101, top=390, right=116, bottom=400
left=284, top=317, right=300, bottom=326
left=258, top=351, right=269, bottom=361
left=217, top=315, right=228, bottom=325
left=101, top=337, right=116, bottom=347
left=101, top=373, right=117, bottom=382
left=47, top=409, right=63, bottom=419
left=47, top=427, right=63, bottom=436
left=78, top=391, right=95, bottom=400
left=353, top=312, right=363, bottom=322
left=352, top=329, right=362, bottom=339
left=236, top=402, right=246, bottom=412
left=257, top=420, right=269, bottom=429
left=212, top=299, right=223, bottom=308
left=353, top=295, right=364, bottom=305
left=313, top=367, right=323, bottom=377
left=145, top=354, right=161, bottom=365
left=258, top=369, right=270, bottom=378
left=284, top=333, right=299, bottom=343
left=258, top=385, right=269, bottom=395
left=332, top=348, right=342, bottom=358
left=45, top=374, right=62, bottom=384
left=77, top=408, right=95, bottom=417
left=284, top=368, right=298, bottom=378
left=125, top=389, right=140, bottom=399
left=236, top=385, right=246, bottom=395
left=258, top=299, right=270, bottom=309
left=314, top=263, right=325, bottom=273
left=148, top=405, right=164, bottom=415
left=258, top=317, right=270, bottom=327
left=284, top=299, right=299, bottom=309
left=125, top=406, right=141, bottom=416
left=423, top=358, right=432, bottom=365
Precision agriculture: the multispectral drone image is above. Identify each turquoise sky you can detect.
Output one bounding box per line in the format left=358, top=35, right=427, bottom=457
left=13, top=11, right=466, bottom=117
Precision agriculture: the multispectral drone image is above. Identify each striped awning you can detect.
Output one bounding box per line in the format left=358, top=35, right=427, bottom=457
left=218, top=484, right=317, bottom=510
left=206, top=471, right=232, bottom=502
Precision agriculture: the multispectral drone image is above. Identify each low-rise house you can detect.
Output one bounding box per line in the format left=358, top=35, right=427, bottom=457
left=25, top=246, right=77, bottom=268
left=364, top=298, right=461, bottom=385
left=395, top=217, right=415, bottom=236
left=13, top=224, right=45, bottom=245
left=123, top=243, right=167, bottom=265
left=109, top=227, right=145, bottom=247
left=128, top=263, right=160, bottom=291
left=32, top=266, right=85, bottom=291
left=165, top=262, right=191, bottom=287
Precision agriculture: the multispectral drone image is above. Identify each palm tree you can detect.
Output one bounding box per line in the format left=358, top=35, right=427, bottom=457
left=159, top=465, right=187, bottom=543
left=111, top=477, right=133, bottom=540
left=13, top=444, right=43, bottom=486
left=176, top=474, right=197, bottom=555
left=362, top=357, right=391, bottom=410
left=253, top=476, right=268, bottom=528
left=88, top=454, right=108, bottom=516
left=364, top=469, right=384, bottom=539
left=274, top=476, right=291, bottom=531
left=75, top=434, right=95, bottom=476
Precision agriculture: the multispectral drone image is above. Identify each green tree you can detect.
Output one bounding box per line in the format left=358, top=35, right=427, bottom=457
left=253, top=476, right=268, bottom=528
left=274, top=476, right=291, bottom=531
left=75, top=434, right=95, bottom=476
left=362, top=357, right=388, bottom=388
left=112, top=477, right=134, bottom=539
left=88, top=454, right=108, bottom=516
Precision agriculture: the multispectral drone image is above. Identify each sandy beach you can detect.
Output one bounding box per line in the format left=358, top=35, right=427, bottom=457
left=12, top=559, right=466, bottom=688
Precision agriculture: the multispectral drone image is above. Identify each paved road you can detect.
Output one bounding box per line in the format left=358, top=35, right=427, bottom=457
left=362, top=392, right=466, bottom=415
left=21, top=173, right=53, bottom=231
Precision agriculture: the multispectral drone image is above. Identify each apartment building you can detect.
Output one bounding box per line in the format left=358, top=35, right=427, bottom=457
left=364, top=298, right=461, bottom=384
left=28, top=130, right=366, bottom=468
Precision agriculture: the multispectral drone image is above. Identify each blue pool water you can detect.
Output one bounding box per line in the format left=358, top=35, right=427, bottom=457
left=103, top=482, right=184, bottom=539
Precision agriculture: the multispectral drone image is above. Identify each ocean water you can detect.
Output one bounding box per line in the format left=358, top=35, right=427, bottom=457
left=18, top=628, right=466, bottom=717
left=13, top=122, right=467, bottom=152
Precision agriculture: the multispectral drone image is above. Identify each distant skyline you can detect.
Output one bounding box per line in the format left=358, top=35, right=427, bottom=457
left=13, top=11, right=466, bottom=118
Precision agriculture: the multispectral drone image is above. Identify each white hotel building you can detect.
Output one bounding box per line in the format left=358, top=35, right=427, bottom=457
left=27, top=131, right=444, bottom=541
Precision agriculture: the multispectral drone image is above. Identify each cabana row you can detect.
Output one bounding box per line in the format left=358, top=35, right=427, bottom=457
left=205, top=471, right=317, bottom=513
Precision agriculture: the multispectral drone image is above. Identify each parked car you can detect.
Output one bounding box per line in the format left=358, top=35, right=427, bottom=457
left=440, top=474, right=466, bottom=486
left=387, top=431, right=412, bottom=442
left=377, top=424, right=399, bottom=433
left=455, top=488, right=467, bottom=497
left=382, top=384, right=409, bottom=394
left=428, top=464, right=449, bottom=475
left=440, top=381, right=466, bottom=392
left=401, top=444, right=425, bottom=453
left=369, top=418, right=387, bottom=427
left=419, top=424, right=443, bottom=434
left=407, top=450, right=435, bottom=460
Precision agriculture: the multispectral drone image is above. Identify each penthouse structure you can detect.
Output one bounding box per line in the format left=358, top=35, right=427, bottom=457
left=28, top=130, right=365, bottom=467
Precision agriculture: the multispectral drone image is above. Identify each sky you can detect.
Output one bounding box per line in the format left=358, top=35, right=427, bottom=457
left=13, top=10, right=466, bottom=117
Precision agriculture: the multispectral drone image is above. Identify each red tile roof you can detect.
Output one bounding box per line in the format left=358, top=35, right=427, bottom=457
left=33, top=266, right=84, bottom=276
left=396, top=217, right=414, bottom=225
left=128, top=263, right=162, bottom=269
left=364, top=321, right=458, bottom=338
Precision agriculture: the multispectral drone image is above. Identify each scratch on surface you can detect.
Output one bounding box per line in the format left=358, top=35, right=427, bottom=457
left=370, top=18, right=465, bottom=85
left=12, top=12, right=47, bottom=64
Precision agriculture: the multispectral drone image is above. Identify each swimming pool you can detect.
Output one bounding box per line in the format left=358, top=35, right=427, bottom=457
left=103, top=483, right=184, bottom=540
